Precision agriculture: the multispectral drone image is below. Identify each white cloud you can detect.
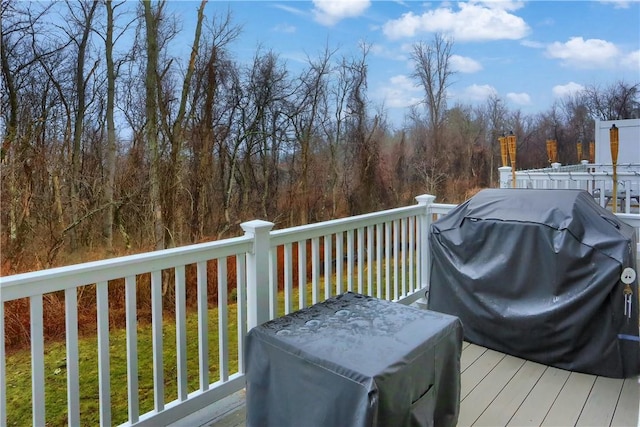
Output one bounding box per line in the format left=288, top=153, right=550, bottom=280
left=382, top=12, right=422, bottom=39
left=552, top=82, right=585, bottom=98
left=370, top=43, right=409, bottom=61
left=272, top=24, right=296, bottom=34
left=375, top=74, right=423, bottom=108
left=382, top=2, right=530, bottom=41
left=312, top=0, right=371, bottom=26
left=621, top=50, right=640, bottom=69
left=273, top=4, right=307, bottom=17
left=506, top=92, right=531, bottom=105
left=546, top=37, right=619, bottom=68
left=521, top=40, right=545, bottom=49
left=450, top=55, right=482, bottom=73
left=598, top=0, right=631, bottom=9
left=460, top=84, right=498, bottom=101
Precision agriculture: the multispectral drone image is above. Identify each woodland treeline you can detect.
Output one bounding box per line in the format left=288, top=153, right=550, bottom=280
left=2, top=1, right=639, bottom=274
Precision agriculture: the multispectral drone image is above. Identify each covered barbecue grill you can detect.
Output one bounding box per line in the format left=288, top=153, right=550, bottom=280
left=428, top=188, right=639, bottom=378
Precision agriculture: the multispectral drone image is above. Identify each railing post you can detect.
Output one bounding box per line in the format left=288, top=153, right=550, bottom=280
left=241, top=220, right=274, bottom=330
left=415, top=194, right=436, bottom=296
left=499, top=166, right=512, bottom=188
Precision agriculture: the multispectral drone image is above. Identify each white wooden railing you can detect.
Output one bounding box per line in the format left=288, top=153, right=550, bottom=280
left=501, top=163, right=640, bottom=213
left=0, top=194, right=456, bottom=427
left=1, top=192, right=639, bottom=427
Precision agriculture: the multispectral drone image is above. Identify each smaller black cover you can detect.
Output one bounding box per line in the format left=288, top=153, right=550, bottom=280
left=428, top=188, right=639, bottom=378
left=245, top=292, right=463, bottom=427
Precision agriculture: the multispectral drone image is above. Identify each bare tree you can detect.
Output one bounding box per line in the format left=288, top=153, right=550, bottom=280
left=1, top=1, right=72, bottom=261
left=582, top=81, right=640, bottom=120
left=68, top=0, right=100, bottom=250
left=482, top=94, right=508, bottom=187
left=187, top=9, right=242, bottom=239
left=155, top=0, right=207, bottom=247
left=411, top=34, right=455, bottom=148
left=103, top=0, right=118, bottom=251
left=343, top=43, right=386, bottom=214
left=236, top=48, right=290, bottom=220
left=411, top=33, right=456, bottom=196
left=289, top=45, right=334, bottom=224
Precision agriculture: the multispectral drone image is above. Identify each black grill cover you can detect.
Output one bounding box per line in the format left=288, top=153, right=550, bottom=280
left=428, top=189, right=639, bottom=378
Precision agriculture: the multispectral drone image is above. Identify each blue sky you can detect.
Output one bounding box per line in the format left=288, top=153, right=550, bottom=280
left=164, top=1, right=639, bottom=125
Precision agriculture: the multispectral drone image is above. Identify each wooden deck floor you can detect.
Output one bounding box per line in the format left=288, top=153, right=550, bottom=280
left=175, top=342, right=639, bottom=427
left=457, top=342, right=638, bottom=427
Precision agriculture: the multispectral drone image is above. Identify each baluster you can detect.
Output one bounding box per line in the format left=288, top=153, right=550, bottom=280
left=218, top=259, right=229, bottom=382
left=175, top=266, right=188, bottom=401
left=65, top=287, right=80, bottom=426
left=376, top=224, right=383, bottom=299
left=284, top=243, right=293, bottom=314
left=269, top=247, right=277, bottom=319
left=347, top=230, right=354, bottom=292
left=236, top=254, right=247, bottom=374
left=311, top=237, right=320, bottom=304
left=393, top=219, right=400, bottom=300
left=125, top=276, right=139, bottom=422
left=324, top=234, right=332, bottom=300
left=298, top=240, right=307, bottom=309
left=385, top=221, right=391, bottom=301
left=30, top=294, right=45, bottom=426
left=409, top=216, right=416, bottom=293
left=96, top=281, right=111, bottom=426
left=401, top=218, right=407, bottom=298
left=367, top=226, right=374, bottom=296
left=151, top=270, right=164, bottom=411
left=196, top=262, right=209, bottom=389
left=357, top=227, right=364, bottom=294
left=336, top=233, right=344, bottom=295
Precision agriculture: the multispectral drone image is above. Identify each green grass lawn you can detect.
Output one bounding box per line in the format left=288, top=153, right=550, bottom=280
left=5, top=304, right=240, bottom=426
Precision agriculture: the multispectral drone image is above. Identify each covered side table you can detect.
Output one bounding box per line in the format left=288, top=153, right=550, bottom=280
left=245, top=292, right=462, bottom=427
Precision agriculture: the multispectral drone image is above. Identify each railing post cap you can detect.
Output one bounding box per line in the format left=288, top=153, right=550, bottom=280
left=416, top=194, right=436, bottom=205
left=551, top=162, right=561, bottom=169
left=581, top=160, right=589, bottom=165
left=240, top=219, right=275, bottom=233
left=498, top=166, right=512, bottom=171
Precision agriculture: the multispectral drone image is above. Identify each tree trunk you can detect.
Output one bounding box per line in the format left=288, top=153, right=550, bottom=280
left=104, top=0, right=116, bottom=251
left=144, top=0, right=164, bottom=250
left=70, top=0, right=98, bottom=250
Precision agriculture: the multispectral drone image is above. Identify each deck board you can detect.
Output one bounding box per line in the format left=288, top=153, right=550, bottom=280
left=460, top=343, right=486, bottom=372
left=506, top=366, right=570, bottom=426
left=460, top=347, right=505, bottom=399
left=611, top=377, right=640, bottom=427
left=457, top=355, right=525, bottom=426
left=175, top=342, right=639, bottom=427
left=541, top=372, right=596, bottom=426
left=473, top=360, right=546, bottom=426
left=576, top=376, right=624, bottom=426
